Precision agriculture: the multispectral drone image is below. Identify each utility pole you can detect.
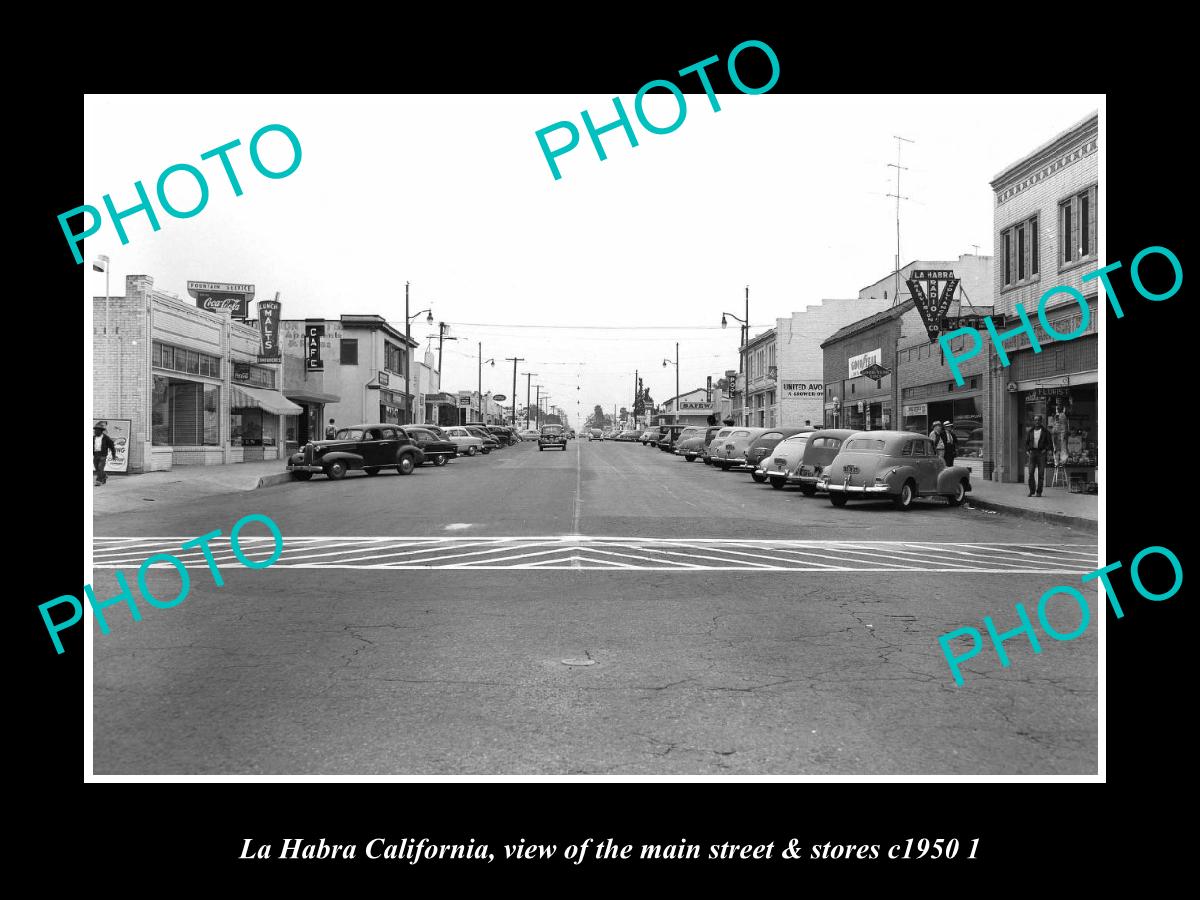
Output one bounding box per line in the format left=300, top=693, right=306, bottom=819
left=535, top=385, right=541, bottom=427
left=675, top=342, right=679, bottom=428
left=522, top=371, right=538, bottom=429
left=633, top=369, right=638, bottom=428
left=478, top=342, right=495, bottom=425
left=887, top=135, right=915, bottom=307
left=506, top=357, right=524, bottom=426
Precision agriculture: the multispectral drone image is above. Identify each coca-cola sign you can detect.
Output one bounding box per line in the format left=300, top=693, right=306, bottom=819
left=195, top=291, right=249, bottom=319
left=187, top=280, right=255, bottom=320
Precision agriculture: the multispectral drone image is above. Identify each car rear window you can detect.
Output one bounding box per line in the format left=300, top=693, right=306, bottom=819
left=729, top=430, right=750, bottom=438
left=781, top=434, right=810, bottom=445
left=844, top=438, right=885, bottom=451
left=542, top=426, right=563, bottom=434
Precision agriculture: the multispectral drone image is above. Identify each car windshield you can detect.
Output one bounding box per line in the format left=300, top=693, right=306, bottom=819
left=335, top=429, right=364, bottom=441
left=542, top=426, right=563, bottom=434
left=844, top=438, right=886, bottom=451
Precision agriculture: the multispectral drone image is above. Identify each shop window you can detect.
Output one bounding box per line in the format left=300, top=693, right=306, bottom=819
left=152, top=375, right=170, bottom=445
left=203, top=384, right=220, bottom=445
left=155, top=377, right=220, bottom=446
left=341, top=339, right=358, bottom=365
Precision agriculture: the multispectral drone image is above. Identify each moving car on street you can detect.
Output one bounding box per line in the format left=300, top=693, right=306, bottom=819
left=518, top=429, right=540, bottom=440
left=745, top=427, right=815, bottom=482
left=587, top=428, right=604, bottom=441
left=819, top=430, right=972, bottom=510
left=788, top=429, right=856, bottom=494
left=287, top=424, right=425, bottom=480
left=440, top=426, right=488, bottom=457
left=539, top=424, right=568, bottom=450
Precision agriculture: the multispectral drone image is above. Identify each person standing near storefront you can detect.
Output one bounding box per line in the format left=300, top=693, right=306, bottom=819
left=1051, top=403, right=1068, bottom=464
left=93, top=422, right=116, bottom=486
left=941, top=421, right=957, bottom=467
left=930, top=421, right=947, bottom=456
left=1025, top=414, right=1052, bottom=497
left=325, top=418, right=337, bottom=439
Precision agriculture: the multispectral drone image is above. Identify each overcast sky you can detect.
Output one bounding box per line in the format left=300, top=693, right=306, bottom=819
left=83, top=94, right=1100, bottom=425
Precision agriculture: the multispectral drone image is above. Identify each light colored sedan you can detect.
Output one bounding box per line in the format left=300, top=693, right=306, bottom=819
left=710, top=427, right=769, bottom=470
left=758, top=432, right=815, bottom=488
left=440, top=426, right=487, bottom=457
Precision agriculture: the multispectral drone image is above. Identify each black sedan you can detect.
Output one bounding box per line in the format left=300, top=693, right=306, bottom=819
left=398, top=426, right=458, bottom=466
left=287, top=424, right=425, bottom=480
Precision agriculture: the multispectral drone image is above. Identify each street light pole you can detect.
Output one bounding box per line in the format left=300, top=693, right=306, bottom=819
left=477, top=342, right=495, bottom=425
left=523, top=371, right=538, bottom=429
left=405, top=282, right=411, bottom=424
left=506, top=357, right=524, bottom=426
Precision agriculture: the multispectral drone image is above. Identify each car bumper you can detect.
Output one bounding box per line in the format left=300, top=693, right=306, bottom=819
left=823, top=482, right=891, bottom=495
left=762, top=467, right=791, bottom=479
left=287, top=463, right=323, bottom=473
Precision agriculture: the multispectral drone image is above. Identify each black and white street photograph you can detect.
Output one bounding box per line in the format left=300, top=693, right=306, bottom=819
left=78, top=89, right=1109, bottom=778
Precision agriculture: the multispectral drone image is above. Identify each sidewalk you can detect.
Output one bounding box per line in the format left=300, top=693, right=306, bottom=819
left=91, top=460, right=293, bottom=516
left=964, top=479, right=1098, bottom=532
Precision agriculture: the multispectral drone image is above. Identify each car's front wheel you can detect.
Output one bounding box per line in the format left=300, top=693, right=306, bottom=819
left=325, top=461, right=347, bottom=480
left=769, top=476, right=785, bottom=490
left=799, top=484, right=817, bottom=497
left=830, top=493, right=848, bottom=507
left=946, top=479, right=966, bottom=506
left=893, top=480, right=916, bottom=511
left=466, top=446, right=478, bottom=457
left=432, top=454, right=448, bottom=467
left=396, top=453, right=416, bottom=475
left=751, top=471, right=767, bottom=484
left=291, top=471, right=313, bottom=482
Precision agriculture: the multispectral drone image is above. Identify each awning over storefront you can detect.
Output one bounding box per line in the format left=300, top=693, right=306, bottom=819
left=232, top=384, right=304, bottom=415
left=284, top=389, right=341, bottom=404
left=426, top=392, right=458, bottom=405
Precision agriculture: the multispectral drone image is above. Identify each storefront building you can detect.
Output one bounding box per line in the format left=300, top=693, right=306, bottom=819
left=988, top=111, right=1098, bottom=493
left=287, top=315, right=420, bottom=430
left=279, top=322, right=340, bottom=447
left=93, top=275, right=301, bottom=473
left=658, top=388, right=720, bottom=427
left=741, top=329, right=778, bottom=427
left=821, top=305, right=906, bottom=433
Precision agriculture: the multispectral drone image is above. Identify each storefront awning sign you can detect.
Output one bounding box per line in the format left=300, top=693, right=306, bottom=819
left=231, top=384, right=303, bottom=415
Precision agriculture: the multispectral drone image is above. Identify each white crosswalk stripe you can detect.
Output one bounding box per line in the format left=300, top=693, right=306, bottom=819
left=92, top=537, right=1099, bottom=572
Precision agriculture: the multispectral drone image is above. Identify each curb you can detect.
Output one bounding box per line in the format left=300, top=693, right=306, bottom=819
left=964, top=498, right=1097, bottom=533
left=255, top=472, right=294, bottom=489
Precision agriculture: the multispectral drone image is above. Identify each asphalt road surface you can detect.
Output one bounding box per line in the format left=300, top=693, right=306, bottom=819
left=91, top=439, right=1098, bottom=775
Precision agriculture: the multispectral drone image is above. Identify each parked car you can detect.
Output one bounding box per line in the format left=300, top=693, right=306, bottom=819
left=488, top=425, right=518, bottom=445
left=617, top=430, right=641, bottom=441
left=819, top=430, right=972, bottom=510
left=700, top=427, right=735, bottom=465
left=677, top=425, right=722, bottom=462
left=745, top=428, right=816, bottom=481
left=440, top=426, right=487, bottom=457
left=710, top=427, right=770, bottom=470
left=787, top=429, right=856, bottom=494
left=519, top=429, right=541, bottom=440
left=758, top=431, right=820, bottom=488
left=641, top=426, right=668, bottom=446
left=539, top=423, right=568, bottom=450
left=464, top=425, right=501, bottom=452
left=287, top=424, right=424, bottom=480
left=398, top=425, right=458, bottom=467
left=655, top=424, right=691, bottom=451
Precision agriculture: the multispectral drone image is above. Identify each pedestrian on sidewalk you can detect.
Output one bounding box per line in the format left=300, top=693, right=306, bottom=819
left=1025, top=415, right=1052, bottom=497
left=930, top=421, right=948, bottom=456
left=93, top=422, right=116, bottom=486
left=941, top=421, right=957, bottom=466
left=325, top=418, right=337, bottom=439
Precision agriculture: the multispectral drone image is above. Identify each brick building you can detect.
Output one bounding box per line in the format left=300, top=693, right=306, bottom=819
left=93, top=274, right=301, bottom=474
left=987, top=111, right=1098, bottom=491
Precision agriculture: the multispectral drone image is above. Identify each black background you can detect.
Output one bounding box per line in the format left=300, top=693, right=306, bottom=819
left=25, top=19, right=1188, bottom=888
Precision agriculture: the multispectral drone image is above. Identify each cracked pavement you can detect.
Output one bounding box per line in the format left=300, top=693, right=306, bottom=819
left=92, top=440, right=1098, bottom=775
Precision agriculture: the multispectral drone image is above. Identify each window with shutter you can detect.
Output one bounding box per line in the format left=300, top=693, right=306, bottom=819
left=1069, top=193, right=1080, bottom=261
left=1061, top=199, right=1074, bottom=263
left=1003, top=231, right=1012, bottom=284
left=1017, top=224, right=1026, bottom=281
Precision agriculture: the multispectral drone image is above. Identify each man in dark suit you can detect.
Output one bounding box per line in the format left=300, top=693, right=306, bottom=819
left=1025, top=414, right=1052, bottom=497
left=93, top=422, right=117, bottom=485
